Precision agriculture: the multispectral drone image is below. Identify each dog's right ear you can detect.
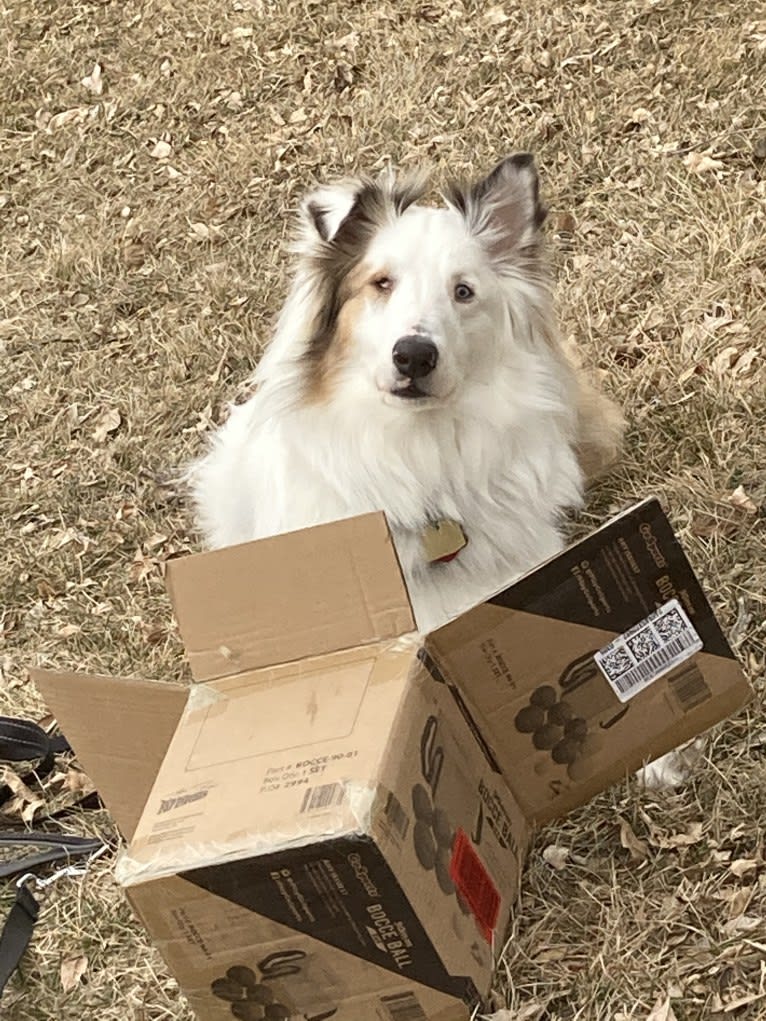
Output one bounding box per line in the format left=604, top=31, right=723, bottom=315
left=297, top=180, right=363, bottom=252
left=296, top=170, right=428, bottom=256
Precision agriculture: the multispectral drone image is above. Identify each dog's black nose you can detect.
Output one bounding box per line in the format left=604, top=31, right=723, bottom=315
left=392, top=337, right=439, bottom=379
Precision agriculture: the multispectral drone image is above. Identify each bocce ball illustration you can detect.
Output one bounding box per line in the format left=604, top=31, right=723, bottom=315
left=410, top=782, right=470, bottom=911
left=514, top=653, right=627, bottom=779
left=211, top=965, right=292, bottom=1019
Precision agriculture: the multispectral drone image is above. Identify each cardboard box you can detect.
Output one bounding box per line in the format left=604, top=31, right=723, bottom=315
left=33, top=499, right=750, bottom=1021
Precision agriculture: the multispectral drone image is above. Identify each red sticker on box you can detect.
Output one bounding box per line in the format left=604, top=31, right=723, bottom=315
left=449, top=829, right=500, bottom=942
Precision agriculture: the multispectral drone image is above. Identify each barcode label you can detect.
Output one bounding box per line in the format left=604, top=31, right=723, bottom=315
left=595, top=599, right=703, bottom=703
left=668, top=662, right=711, bottom=711
left=381, top=991, right=427, bottom=1021
left=449, top=829, right=500, bottom=943
left=383, top=791, right=410, bottom=840
left=300, top=783, right=345, bottom=813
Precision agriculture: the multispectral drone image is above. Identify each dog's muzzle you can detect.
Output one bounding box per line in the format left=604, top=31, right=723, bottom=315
left=391, top=336, right=438, bottom=398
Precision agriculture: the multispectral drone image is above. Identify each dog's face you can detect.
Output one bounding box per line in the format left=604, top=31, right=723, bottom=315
left=344, top=207, right=506, bottom=405
left=294, top=155, right=548, bottom=409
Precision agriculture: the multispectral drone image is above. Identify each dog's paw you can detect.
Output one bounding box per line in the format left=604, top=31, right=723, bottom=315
left=635, top=738, right=706, bottom=790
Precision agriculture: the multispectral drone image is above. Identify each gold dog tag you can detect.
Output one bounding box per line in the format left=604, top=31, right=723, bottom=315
left=421, top=520, right=468, bottom=563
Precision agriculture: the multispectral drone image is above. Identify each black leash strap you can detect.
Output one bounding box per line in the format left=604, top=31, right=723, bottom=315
left=0, top=883, right=39, bottom=995
left=0, top=716, right=70, bottom=805
left=0, top=834, right=108, bottom=997
left=0, top=833, right=106, bottom=882
left=0, top=716, right=106, bottom=998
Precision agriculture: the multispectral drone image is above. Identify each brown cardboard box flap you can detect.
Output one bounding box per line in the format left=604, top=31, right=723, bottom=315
left=31, top=668, right=187, bottom=840
left=425, top=498, right=752, bottom=826
left=166, top=512, right=415, bottom=682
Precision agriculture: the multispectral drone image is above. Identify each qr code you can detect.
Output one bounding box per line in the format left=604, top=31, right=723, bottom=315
left=654, top=606, right=687, bottom=642
left=598, top=645, right=633, bottom=679
left=627, top=627, right=661, bottom=661
left=596, top=599, right=703, bottom=703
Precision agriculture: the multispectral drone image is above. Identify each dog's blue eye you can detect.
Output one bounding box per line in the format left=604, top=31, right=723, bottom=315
left=454, top=283, right=474, bottom=302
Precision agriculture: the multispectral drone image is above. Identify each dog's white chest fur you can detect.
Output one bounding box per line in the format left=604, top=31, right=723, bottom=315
left=192, top=367, right=583, bottom=631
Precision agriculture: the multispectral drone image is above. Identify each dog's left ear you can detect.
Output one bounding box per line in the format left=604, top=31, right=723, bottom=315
left=447, top=153, right=547, bottom=263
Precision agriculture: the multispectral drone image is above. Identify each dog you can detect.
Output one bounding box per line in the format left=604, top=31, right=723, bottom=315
left=190, top=154, right=624, bottom=633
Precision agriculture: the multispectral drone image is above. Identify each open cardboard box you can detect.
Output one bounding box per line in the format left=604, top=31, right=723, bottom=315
left=33, top=499, right=750, bottom=1021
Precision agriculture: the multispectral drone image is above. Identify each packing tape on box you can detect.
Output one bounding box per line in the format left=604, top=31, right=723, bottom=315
left=114, top=782, right=378, bottom=888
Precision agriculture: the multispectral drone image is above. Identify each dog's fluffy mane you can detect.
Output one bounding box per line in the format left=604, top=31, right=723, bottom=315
left=191, top=157, right=624, bottom=630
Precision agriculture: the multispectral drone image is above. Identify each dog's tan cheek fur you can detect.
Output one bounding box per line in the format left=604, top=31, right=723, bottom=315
left=303, top=288, right=368, bottom=405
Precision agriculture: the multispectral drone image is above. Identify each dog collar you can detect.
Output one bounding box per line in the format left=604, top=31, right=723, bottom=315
left=421, top=519, right=468, bottom=564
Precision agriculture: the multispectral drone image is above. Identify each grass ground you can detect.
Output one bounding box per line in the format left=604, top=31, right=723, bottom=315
left=1, top=0, right=765, bottom=1018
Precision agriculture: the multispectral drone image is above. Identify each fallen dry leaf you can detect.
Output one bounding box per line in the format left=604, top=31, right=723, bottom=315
left=221, top=25, right=253, bottom=43
left=729, top=858, right=760, bottom=878
left=726, top=886, right=753, bottom=920
left=684, top=151, right=725, bottom=174
left=92, top=407, right=121, bottom=443
left=60, top=955, right=88, bottom=992
left=149, top=139, right=172, bottom=159
left=189, top=221, right=224, bottom=242
left=129, top=549, right=159, bottom=583
left=80, top=62, right=103, bottom=95
left=21, top=798, right=43, bottom=825
left=690, top=512, right=740, bottom=539
left=54, top=622, right=81, bottom=638
left=65, top=767, right=95, bottom=796
left=619, top=818, right=648, bottom=861
left=648, top=821, right=704, bottom=850
left=542, top=845, right=569, bottom=871
left=646, top=995, right=678, bottom=1021
left=719, top=990, right=766, bottom=1012
left=728, top=486, right=758, bottom=515
left=712, top=346, right=740, bottom=375
left=722, top=914, right=762, bottom=935
left=225, top=90, right=244, bottom=112
left=47, top=107, right=90, bottom=132
left=629, top=106, right=653, bottom=125
left=1, top=767, right=37, bottom=801
left=733, top=347, right=759, bottom=376
left=482, top=6, right=512, bottom=25
left=0, top=766, right=45, bottom=823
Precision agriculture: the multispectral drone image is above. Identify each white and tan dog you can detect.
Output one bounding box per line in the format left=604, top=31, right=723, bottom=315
left=191, top=155, right=623, bottom=633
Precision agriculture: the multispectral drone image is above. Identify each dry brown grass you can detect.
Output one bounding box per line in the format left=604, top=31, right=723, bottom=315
left=1, top=0, right=765, bottom=1018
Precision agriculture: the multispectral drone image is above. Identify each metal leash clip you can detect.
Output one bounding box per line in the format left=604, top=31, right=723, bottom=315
left=15, top=842, right=110, bottom=893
